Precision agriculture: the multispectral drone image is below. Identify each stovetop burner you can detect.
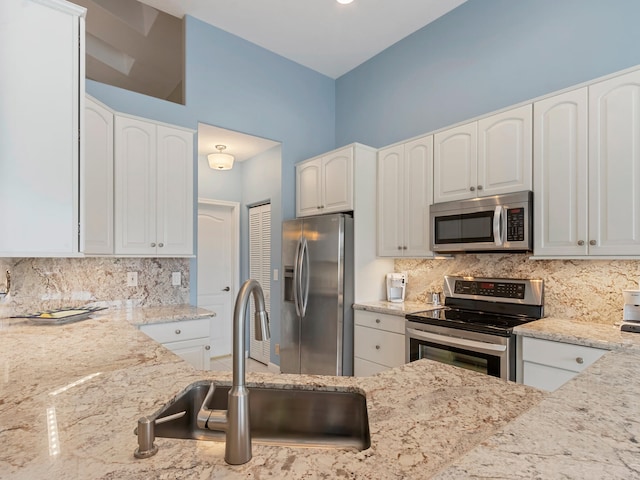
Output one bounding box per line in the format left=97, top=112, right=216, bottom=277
left=406, top=275, right=544, bottom=337
left=407, top=307, right=537, bottom=337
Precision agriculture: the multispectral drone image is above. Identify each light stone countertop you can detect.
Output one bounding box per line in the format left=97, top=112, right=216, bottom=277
left=353, top=300, right=440, bottom=316
left=4, top=304, right=640, bottom=478
left=1, top=307, right=545, bottom=479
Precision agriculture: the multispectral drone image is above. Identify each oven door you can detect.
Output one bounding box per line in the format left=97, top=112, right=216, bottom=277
left=406, top=321, right=513, bottom=380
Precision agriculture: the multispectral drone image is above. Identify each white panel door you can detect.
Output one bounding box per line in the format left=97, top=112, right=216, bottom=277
left=115, top=116, right=156, bottom=255
left=296, top=160, right=322, bottom=216
left=433, top=122, right=477, bottom=203
left=322, top=146, right=354, bottom=213
left=404, top=135, right=434, bottom=256
left=198, top=202, right=236, bottom=357
left=533, top=88, right=588, bottom=256
left=83, top=96, right=114, bottom=254
left=156, top=125, right=193, bottom=256
left=249, top=204, right=271, bottom=365
left=377, top=145, right=404, bottom=256
left=478, top=104, right=533, bottom=196
left=589, top=69, right=640, bottom=255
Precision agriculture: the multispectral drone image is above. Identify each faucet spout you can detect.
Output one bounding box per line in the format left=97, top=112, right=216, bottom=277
left=226, top=279, right=270, bottom=465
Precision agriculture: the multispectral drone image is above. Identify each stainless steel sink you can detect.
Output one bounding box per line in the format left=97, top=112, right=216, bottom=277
left=148, top=380, right=370, bottom=451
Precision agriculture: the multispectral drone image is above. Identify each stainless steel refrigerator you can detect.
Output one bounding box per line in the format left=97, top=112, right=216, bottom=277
left=281, top=213, right=354, bottom=376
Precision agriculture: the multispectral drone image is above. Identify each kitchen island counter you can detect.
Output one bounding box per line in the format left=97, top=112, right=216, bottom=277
left=4, top=308, right=640, bottom=478
left=0, top=308, right=546, bottom=479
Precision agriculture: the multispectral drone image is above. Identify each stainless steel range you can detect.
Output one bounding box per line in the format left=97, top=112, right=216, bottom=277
left=405, top=276, right=544, bottom=381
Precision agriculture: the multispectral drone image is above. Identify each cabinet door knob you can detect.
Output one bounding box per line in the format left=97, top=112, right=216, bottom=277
left=205, top=345, right=211, bottom=350
left=477, top=185, right=483, bottom=191
left=375, top=345, right=381, bottom=350
left=470, top=186, right=475, bottom=191
left=589, top=240, right=596, bottom=246
left=317, top=206, right=322, bottom=209
left=175, top=329, right=181, bottom=335
left=397, top=246, right=402, bottom=250
left=151, top=242, right=156, bottom=247
left=403, top=246, right=407, bottom=250
left=577, top=240, right=585, bottom=246
left=375, top=318, right=381, bottom=324
left=576, top=357, right=584, bottom=364
left=158, top=243, right=164, bottom=248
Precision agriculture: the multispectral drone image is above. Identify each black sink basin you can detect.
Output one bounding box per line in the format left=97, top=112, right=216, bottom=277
left=149, top=381, right=371, bottom=451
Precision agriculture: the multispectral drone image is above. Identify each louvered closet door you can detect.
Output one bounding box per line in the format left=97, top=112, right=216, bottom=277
left=249, top=204, right=271, bottom=365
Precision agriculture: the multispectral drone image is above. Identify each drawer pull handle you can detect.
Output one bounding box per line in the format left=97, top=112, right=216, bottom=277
left=376, top=318, right=381, bottom=324
left=375, top=345, right=381, bottom=350
left=175, top=329, right=181, bottom=335
left=576, top=357, right=584, bottom=364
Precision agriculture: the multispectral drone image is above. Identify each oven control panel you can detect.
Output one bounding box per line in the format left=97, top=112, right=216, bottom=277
left=454, top=280, right=525, bottom=299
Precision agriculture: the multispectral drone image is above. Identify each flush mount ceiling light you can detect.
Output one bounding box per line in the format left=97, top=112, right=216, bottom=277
left=336, top=0, right=354, bottom=4
left=208, top=145, right=234, bottom=170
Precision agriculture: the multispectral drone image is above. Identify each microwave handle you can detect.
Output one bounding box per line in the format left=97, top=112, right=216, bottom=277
left=493, top=205, right=504, bottom=246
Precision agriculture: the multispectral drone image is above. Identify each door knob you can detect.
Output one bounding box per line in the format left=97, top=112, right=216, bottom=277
left=470, top=186, right=475, bottom=191
left=222, top=286, right=230, bottom=292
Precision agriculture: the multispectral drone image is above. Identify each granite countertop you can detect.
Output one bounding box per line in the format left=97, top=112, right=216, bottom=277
left=354, top=300, right=440, bottom=316
left=1, top=306, right=545, bottom=479
left=4, top=305, right=640, bottom=478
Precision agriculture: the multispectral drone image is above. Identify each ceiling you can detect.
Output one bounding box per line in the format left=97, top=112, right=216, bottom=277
left=137, top=0, right=467, bottom=79
left=198, top=124, right=280, bottom=163
left=83, top=0, right=468, bottom=162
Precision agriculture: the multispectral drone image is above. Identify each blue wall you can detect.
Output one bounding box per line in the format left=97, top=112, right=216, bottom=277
left=336, top=0, right=640, bottom=148
left=88, top=16, right=334, bottom=366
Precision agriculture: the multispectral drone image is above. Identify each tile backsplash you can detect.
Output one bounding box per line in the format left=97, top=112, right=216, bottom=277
left=396, top=254, right=640, bottom=325
left=0, top=257, right=189, bottom=317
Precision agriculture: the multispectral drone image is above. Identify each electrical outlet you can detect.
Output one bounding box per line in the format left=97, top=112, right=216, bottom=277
left=127, top=272, right=138, bottom=287
left=275, top=344, right=280, bottom=355
left=171, top=272, right=181, bottom=286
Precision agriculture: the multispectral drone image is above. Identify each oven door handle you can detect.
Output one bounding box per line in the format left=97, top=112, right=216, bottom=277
left=406, top=328, right=507, bottom=354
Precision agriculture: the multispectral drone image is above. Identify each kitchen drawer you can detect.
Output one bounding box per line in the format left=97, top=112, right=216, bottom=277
left=522, top=361, right=576, bottom=392
left=354, top=310, right=405, bottom=335
left=354, top=324, right=405, bottom=368
left=521, top=337, right=606, bottom=373
left=140, top=318, right=210, bottom=344
left=354, top=357, right=389, bottom=377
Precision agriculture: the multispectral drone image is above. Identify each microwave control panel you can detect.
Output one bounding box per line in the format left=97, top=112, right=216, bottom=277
left=506, top=208, right=525, bottom=242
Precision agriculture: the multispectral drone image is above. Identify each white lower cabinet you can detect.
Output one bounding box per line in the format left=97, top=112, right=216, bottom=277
left=520, top=336, right=606, bottom=392
left=140, top=318, right=211, bottom=370
left=354, top=311, right=405, bottom=376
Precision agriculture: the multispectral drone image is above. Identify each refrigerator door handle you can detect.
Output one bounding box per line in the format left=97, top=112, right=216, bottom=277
left=293, top=238, right=303, bottom=317
left=300, top=238, right=310, bottom=317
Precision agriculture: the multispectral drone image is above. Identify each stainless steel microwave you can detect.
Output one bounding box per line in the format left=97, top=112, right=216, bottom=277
left=430, top=191, right=533, bottom=253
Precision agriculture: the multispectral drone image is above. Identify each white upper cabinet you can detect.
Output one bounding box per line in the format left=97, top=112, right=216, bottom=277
left=377, top=135, right=434, bottom=257
left=433, top=105, right=532, bottom=204
left=0, top=0, right=85, bottom=256
left=296, top=146, right=353, bottom=217
left=533, top=88, right=589, bottom=256
left=478, top=105, right=533, bottom=197
left=433, top=122, right=477, bottom=203
left=534, top=69, right=640, bottom=257
left=114, top=115, right=193, bottom=256
left=588, top=69, right=640, bottom=256
left=82, top=96, right=114, bottom=255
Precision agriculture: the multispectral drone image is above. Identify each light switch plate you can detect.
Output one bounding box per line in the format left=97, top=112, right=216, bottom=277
left=171, top=272, right=181, bottom=286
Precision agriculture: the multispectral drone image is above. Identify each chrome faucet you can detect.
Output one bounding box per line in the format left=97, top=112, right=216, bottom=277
left=197, top=279, right=270, bottom=465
